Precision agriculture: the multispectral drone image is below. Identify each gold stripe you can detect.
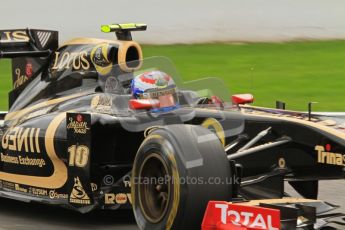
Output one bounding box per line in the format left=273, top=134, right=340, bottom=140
left=166, top=146, right=180, bottom=230
left=0, top=112, right=68, bottom=188
left=35, top=128, right=40, bottom=153
left=242, top=109, right=345, bottom=140
left=5, top=93, right=89, bottom=121
left=29, top=128, right=35, bottom=152
left=62, top=38, right=124, bottom=46
left=242, top=105, right=301, bottom=114
left=235, top=197, right=319, bottom=206
left=117, top=41, right=143, bottom=72
left=132, top=134, right=180, bottom=230
left=201, top=118, right=226, bottom=147
left=61, top=38, right=143, bottom=73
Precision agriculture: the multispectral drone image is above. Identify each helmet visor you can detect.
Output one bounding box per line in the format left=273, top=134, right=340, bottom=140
left=143, top=87, right=178, bottom=109
left=158, top=94, right=176, bottom=108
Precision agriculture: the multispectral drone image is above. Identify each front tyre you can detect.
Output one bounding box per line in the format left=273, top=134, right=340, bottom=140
left=132, top=125, right=232, bottom=230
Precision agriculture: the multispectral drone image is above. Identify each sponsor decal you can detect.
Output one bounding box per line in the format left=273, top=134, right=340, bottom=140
left=123, top=179, right=131, bottom=188
left=202, top=201, right=280, bottom=230
left=104, top=76, right=118, bottom=93
left=90, top=95, right=112, bottom=113
left=36, top=31, right=52, bottom=48
left=67, top=116, right=90, bottom=134
left=68, top=145, right=90, bottom=168
left=49, top=190, right=68, bottom=199
left=69, top=177, right=91, bottom=205
left=91, top=183, right=98, bottom=192
left=52, top=51, right=90, bottom=72
left=2, top=181, right=15, bottom=189
left=105, top=193, right=132, bottom=205
left=0, top=31, right=29, bottom=43
left=12, top=184, right=50, bottom=197
left=0, top=113, right=68, bottom=189
left=1, top=127, right=41, bottom=153
left=0, top=153, right=46, bottom=168
left=13, top=68, right=29, bottom=89
left=315, top=145, right=345, bottom=166
left=90, top=43, right=112, bottom=75
left=29, top=187, right=48, bottom=196
left=15, top=184, right=28, bottom=193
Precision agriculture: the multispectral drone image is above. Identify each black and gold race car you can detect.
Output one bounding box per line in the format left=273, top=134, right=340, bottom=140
left=0, top=24, right=344, bottom=229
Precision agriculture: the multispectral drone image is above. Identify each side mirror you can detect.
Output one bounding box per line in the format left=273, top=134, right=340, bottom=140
left=231, top=94, right=254, bottom=105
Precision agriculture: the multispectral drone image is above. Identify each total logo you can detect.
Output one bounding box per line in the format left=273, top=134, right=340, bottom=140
left=202, top=201, right=280, bottom=230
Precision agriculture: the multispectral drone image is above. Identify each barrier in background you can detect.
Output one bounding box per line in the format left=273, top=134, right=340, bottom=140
left=1, top=0, right=345, bottom=44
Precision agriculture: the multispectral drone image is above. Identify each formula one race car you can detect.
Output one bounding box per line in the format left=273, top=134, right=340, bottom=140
left=0, top=24, right=344, bottom=230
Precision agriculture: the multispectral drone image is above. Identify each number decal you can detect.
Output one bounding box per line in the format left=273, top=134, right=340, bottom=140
left=68, top=145, right=90, bottom=167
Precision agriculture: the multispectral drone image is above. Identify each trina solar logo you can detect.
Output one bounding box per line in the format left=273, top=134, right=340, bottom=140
left=315, top=145, right=345, bottom=166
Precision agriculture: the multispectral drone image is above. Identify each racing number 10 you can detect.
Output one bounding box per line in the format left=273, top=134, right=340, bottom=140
left=68, top=145, right=90, bottom=167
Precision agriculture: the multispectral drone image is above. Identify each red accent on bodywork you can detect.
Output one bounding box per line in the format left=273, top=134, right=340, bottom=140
left=26, top=63, right=33, bottom=78
left=202, top=201, right=280, bottom=230
left=76, top=114, right=83, bottom=122
left=210, top=96, right=224, bottom=108
left=325, top=144, right=331, bottom=152
left=129, top=99, right=160, bottom=110
left=232, top=94, right=254, bottom=105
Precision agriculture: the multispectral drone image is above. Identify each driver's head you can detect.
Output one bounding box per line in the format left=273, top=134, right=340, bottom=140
left=131, top=71, right=179, bottom=112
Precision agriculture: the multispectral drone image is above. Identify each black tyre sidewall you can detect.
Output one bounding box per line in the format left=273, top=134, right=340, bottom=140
left=132, top=125, right=232, bottom=230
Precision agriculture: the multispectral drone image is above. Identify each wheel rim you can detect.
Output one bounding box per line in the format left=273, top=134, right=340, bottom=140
left=138, top=152, right=171, bottom=223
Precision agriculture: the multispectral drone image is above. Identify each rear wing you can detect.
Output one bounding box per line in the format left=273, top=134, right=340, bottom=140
left=0, top=29, right=58, bottom=108
left=0, top=29, right=58, bottom=58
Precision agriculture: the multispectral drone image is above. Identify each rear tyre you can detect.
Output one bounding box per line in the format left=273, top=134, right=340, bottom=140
left=132, top=124, right=232, bottom=230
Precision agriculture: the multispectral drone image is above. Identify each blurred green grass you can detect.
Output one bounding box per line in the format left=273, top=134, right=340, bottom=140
left=143, top=40, right=345, bottom=111
left=1, top=40, right=345, bottom=111
left=0, top=59, right=11, bottom=110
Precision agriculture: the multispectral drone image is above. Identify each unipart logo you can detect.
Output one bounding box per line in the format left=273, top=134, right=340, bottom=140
left=202, top=201, right=280, bottom=230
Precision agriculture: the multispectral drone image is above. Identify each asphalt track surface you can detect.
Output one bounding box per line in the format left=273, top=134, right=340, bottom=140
left=0, top=181, right=342, bottom=230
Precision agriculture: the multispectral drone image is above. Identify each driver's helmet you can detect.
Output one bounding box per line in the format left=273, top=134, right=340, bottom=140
left=131, top=70, right=179, bottom=112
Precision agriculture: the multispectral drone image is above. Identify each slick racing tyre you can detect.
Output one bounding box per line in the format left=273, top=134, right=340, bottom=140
left=132, top=124, right=232, bottom=230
